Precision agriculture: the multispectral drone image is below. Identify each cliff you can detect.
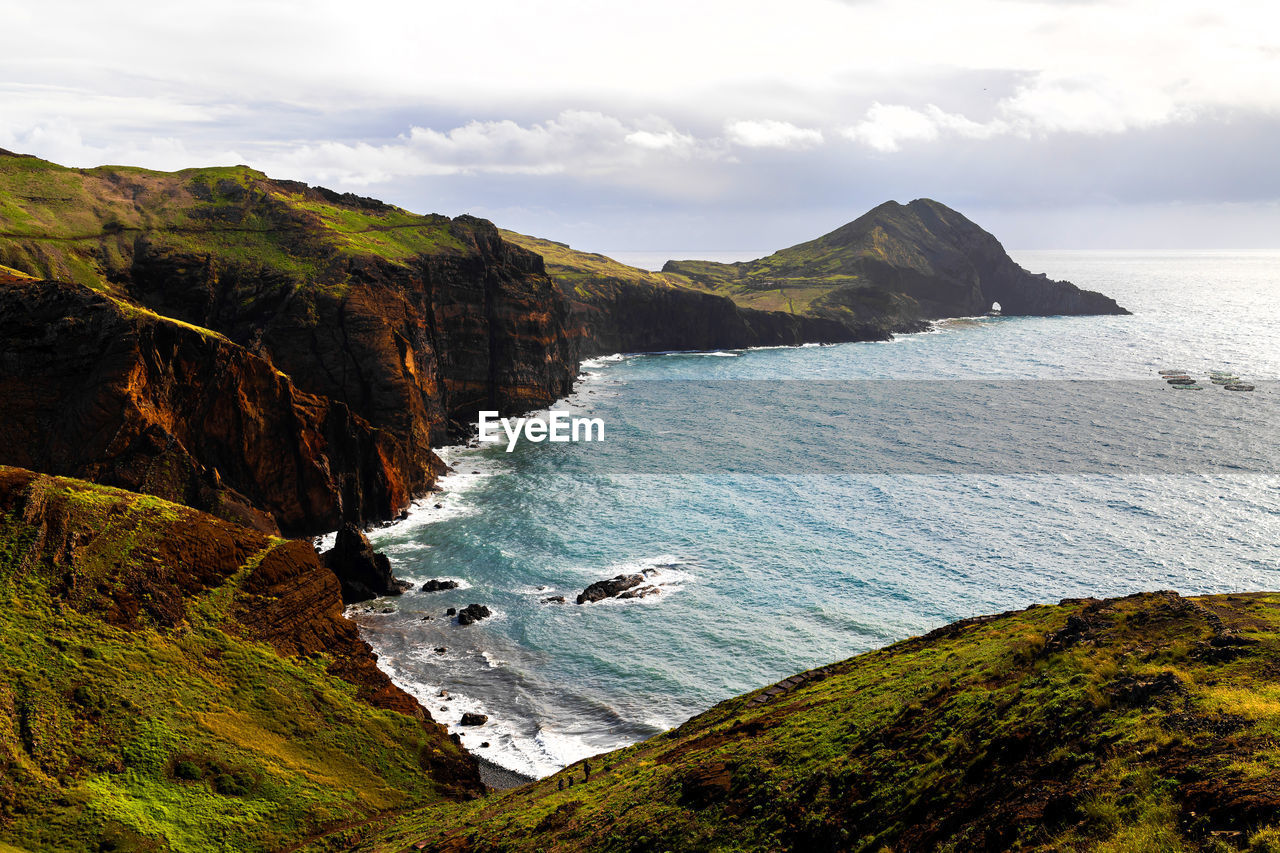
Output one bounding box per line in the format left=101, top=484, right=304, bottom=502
left=0, top=152, right=575, bottom=533
left=500, top=231, right=873, bottom=357
left=665, top=199, right=1128, bottom=325
left=358, top=590, right=1280, bottom=852
left=0, top=466, right=480, bottom=853
left=502, top=200, right=1125, bottom=358
left=0, top=276, right=417, bottom=536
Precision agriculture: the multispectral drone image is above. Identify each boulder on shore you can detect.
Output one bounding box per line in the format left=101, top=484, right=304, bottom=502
left=460, top=712, right=488, bottom=726
left=323, top=523, right=411, bottom=604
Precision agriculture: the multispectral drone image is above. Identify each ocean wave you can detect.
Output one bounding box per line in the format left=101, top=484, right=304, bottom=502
left=376, top=654, right=632, bottom=778
left=580, top=353, right=633, bottom=369
left=552, top=554, right=697, bottom=605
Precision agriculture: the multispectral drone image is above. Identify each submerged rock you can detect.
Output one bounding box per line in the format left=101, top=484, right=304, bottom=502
left=422, top=578, right=460, bottom=592
left=323, top=524, right=411, bottom=604
left=542, top=595, right=566, bottom=604
left=457, top=603, right=492, bottom=626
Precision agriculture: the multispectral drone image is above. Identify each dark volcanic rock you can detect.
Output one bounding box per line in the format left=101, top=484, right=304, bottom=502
left=577, top=573, right=645, bottom=604
left=422, top=578, right=460, bottom=592
left=322, top=523, right=410, bottom=604
left=457, top=603, right=491, bottom=626
left=460, top=712, right=488, bottom=726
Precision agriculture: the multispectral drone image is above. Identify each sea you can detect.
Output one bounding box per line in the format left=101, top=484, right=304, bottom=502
left=338, top=251, right=1280, bottom=780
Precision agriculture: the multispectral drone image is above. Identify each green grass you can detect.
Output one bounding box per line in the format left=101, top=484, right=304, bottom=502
left=499, top=230, right=694, bottom=301
left=0, top=469, right=460, bottom=853
left=0, top=154, right=470, bottom=302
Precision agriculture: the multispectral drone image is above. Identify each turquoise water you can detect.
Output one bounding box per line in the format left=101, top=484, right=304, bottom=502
left=349, top=251, right=1280, bottom=778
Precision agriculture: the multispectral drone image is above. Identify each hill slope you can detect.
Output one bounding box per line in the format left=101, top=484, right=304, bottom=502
left=0, top=466, right=480, bottom=853
left=352, top=590, right=1279, bottom=852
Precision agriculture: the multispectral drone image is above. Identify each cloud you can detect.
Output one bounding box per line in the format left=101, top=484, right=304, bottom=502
left=625, top=129, right=696, bottom=151
left=725, top=120, right=824, bottom=149
left=842, top=66, right=1194, bottom=153
left=258, top=112, right=720, bottom=187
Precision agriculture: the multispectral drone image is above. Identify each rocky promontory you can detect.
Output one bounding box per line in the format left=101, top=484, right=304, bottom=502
left=0, top=152, right=576, bottom=534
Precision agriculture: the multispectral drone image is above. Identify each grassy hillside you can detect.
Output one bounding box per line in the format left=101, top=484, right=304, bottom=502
left=349, top=590, right=1280, bottom=852
left=662, top=199, right=987, bottom=315
left=0, top=150, right=465, bottom=295
left=0, top=467, right=474, bottom=853
left=499, top=230, right=691, bottom=301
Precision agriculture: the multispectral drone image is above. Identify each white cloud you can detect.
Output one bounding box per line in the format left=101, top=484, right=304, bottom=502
left=842, top=67, right=1191, bottom=153
left=256, top=112, right=720, bottom=187
left=625, top=130, right=696, bottom=151
left=843, top=104, right=940, bottom=152
left=726, top=120, right=824, bottom=149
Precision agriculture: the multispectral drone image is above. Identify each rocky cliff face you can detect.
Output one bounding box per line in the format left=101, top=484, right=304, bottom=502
left=0, top=277, right=405, bottom=536
left=0, top=154, right=576, bottom=533
left=500, top=229, right=892, bottom=358
left=560, top=273, right=874, bottom=357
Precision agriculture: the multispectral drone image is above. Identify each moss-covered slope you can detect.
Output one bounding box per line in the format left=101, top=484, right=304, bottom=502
left=353, top=591, right=1280, bottom=853
left=0, top=466, right=479, bottom=853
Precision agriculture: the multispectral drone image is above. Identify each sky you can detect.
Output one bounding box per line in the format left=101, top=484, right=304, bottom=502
left=4, top=0, right=1280, bottom=254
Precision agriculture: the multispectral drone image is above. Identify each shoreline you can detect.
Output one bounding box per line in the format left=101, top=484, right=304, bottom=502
left=476, top=755, right=538, bottom=790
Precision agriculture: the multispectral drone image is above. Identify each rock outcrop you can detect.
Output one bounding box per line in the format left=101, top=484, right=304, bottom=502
left=422, top=578, right=460, bottom=592
left=322, top=523, right=410, bottom=603
left=576, top=572, right=661, bottom=604
left=456, top=603, right=491, bottom=625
